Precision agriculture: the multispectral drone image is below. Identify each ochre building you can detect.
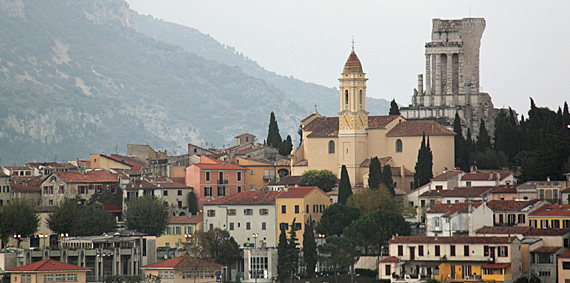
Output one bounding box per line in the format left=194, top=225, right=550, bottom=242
left=291, top=48, right=455, bottom=190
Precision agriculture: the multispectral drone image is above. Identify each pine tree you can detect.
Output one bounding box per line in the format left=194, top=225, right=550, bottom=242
left=389, top=99, right=400, bottom=115
left=287, top=219, right=300, bottom=280
left=381, top=164, right=395, bottom=196
left=302, top=217, right=317, bottom=279
left=368, top=157, right=382, bottom=189
left=414, top=133, right=433, bottom=189
left=267, top=112, right=282, bottom=149
left=277, top=226, right=289, bottom=283
left=338, top=165, right=352, bottom=204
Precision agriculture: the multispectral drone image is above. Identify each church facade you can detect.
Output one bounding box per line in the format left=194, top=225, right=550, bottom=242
left=400, top=18, right=496, bottom=138
left=291, top=49, right=455, bottom=191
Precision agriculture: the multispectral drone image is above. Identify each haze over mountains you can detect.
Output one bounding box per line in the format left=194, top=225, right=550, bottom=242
left=0, top=0, right=389, bottom=165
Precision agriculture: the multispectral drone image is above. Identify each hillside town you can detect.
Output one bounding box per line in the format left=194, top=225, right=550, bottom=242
left=0, top=16, right=570, bottom=283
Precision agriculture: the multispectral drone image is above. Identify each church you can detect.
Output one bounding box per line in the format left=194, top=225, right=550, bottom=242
left=290, top=48, right=455, bottom=191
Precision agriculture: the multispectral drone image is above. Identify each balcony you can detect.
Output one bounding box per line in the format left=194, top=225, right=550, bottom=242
left=217, top=179, right=228, bottom=185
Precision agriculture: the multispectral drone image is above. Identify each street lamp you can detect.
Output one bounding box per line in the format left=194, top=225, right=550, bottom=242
left=13, top=234, right=21, bottom=248
left=38, top=234, right=49, bottom=249
left=252, top=233, right=259, bottom=249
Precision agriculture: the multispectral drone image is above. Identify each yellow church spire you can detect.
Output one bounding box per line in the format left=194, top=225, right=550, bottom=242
left=339, top=45, right=368, bottom=131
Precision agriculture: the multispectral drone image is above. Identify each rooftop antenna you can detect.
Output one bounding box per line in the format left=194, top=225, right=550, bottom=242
left=351, top=36, right=355, bottom=51
left=469, top=4, right=472, bottom=18
left=314, top=104, right=317, bottom=112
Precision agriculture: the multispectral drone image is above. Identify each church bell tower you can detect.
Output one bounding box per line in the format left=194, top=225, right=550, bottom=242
left=338, top=45, right=369, bottom=186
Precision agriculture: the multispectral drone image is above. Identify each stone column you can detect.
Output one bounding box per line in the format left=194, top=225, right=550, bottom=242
left=446, top=53, right=453, bottom=95
left=418, top=74, right=423, bottom=95
left=425, top=54, right=431, bottom=95
left=435, top=54, right=442, bottom=95
left=458, top=53, right=465, bottom=94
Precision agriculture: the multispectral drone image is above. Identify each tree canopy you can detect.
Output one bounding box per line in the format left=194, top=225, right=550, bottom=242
left=267, top=111, right=283, bottom=150
left=125, top=196, right=169, bottom=237
left=298, top=169, right=338, bottom=192
left=337, top=165, right=352, bottom=204
left=318, top=236, right=360, bottom=283
left=47, top=198, right=115, bottom=237
left=201, top=228, right=240, bottom=266
left=346, top=186, right=399, bottom=215
left=368, top=157, right=382, bottom=190
left=302, top=217, right=317, bottom=279
left=316, top=203, right=361, bottom=237
left=381, top=164, right=395, bottom=196
left=413, top=133, right=433, bottom=189
left=0, top=199, right=39, bottom=248
left=389, top=99, right=400, bottom=115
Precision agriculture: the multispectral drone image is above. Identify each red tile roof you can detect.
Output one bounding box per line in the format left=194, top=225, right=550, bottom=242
left=343, top=50, right=363, bottom=73
left=419, top=188, right=446, bottom=198
left=531, top=246, right=561, bottom=253
left=277, top=186, right=323, bottom=198
left=461, top=171, right=513, bottom=181
left=170, top=215, right=203, bottom=224
left=427, top=202, right=482, bottom=216
left=125, top=180, right=158, bottom=190
left=486, top=200, right=535, bottom=212
left=389, top=236, right=515, bottom=244
left=386, top=121, right=455, bottom=137
left=432, top=171, right=462, bottom=181
left=7, top=259, right=90, bottom=272
left=475, top=226, right=569, bottom=237
left=10, top=183, right=40, bottom=191
left=442, top=186, right=494, bottom=198
left=301, top=112, right=320, bottom=123
left=192, top=159, right=246, bottom=171
left=206, top=191, right=280, bottom=205
left=380, top=256, right=401, bottom=263
left=234, top=133, right=254, bottom=138
left=482, top=263, right=510, bottom=269
left=559, top=250, right=570, bottom=258
left=53, top=170, right=119, bottom=183
left=304, top=116, right=400, bottom=138
left=267, top=175, right=301, bottom=186
left=274, top=159, right=291, bottom=166
left=360, top=157, right=392, bottom=168
left=142, top=256, right=225, bottom=269
left=530, top=204, right=570, bottom=217
left=490, top=185, right=518, bottom=194
left=103, top=205, right=121, bottom=213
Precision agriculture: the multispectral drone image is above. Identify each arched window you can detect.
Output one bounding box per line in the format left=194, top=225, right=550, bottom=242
left=328, top=140, right=335, bottom=154
left=359, top=90, right=363, bottom=107
left=344, top=90, right=349, bottom=106
left=396, top=139, right=403, bottom=152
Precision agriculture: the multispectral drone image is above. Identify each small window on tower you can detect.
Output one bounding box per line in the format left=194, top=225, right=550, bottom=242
left=345, top=90, right=349, bottom=106
left=328, top=141, right=335, bottom=154
left=359, top=90, right=363, bottom=107
left=396, top=139, right=403, bottom=152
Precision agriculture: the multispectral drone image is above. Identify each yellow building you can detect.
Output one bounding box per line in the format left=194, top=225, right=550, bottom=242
left=275, top=186, right=330, bottom=247
left=157, top=215, right=203, bottom=248
left=291, top=48, right=455, bottom=191
left=529, top=204, right=570, bottom=229
left=7, top=259, right=89, bottom=283
left=233, top=157, right=290, bottom=191
left=381, top=236, right=521, bottom=282
left=141, top=256, right=225, bottom=283
left=90, top=154, right=132, bottom=171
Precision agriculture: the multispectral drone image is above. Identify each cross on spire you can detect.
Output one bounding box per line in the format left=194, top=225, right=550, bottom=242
left=351, top=36, right=355, bottom=51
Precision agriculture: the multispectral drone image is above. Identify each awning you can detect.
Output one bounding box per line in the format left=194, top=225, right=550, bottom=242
left=419, top=262, right=441, bottom=268
left=482, top=263, right=510, bottom=269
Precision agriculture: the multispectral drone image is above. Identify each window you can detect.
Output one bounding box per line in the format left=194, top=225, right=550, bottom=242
left=553, top=219, right=561, bottom=229
left=174, top=226, right=181, bottom=235
left=328, top=140, right=335, bottom=154
left=44, top=275, right=54, bottom=282
left=541, top=220, right=549, bottom=229
left=530, top=220, right=537, bottom=228
left=499, top=246, right=508, bottom=257
left=466, top=181, right=471, bottom=187
left=563, top=262, right=570, bottom=270
left=484, top=246, right=489, bottom=257
left=295, top=205, right=299, bottom=214
left=204, top=186, right=212, bottom=197
left=250, top=169, right=255, bottom=175
left=418, top=245, right=424, bottom=256
left=207, top=210, right=215, bottom=217
left=435, top=245, right=440, bottom=256
left=537, top=253, right=552, bottom=263
left=313, top=205, right=318, bottom=213
left=320, top=204, right=325, bottom=212
left=246, top=222, right=251, bottom=230
left=539, top=189, right=545, bottom=199
left=205, top=172, right=210, bottom=182
left=295, top=223, right=302, bottom=230
left=250, top=185, right=255, bottom=190
left=237, top=186, right=242, bottom=193
left=280, top=223, right=289, bottom=231
left=565, top=238, right=570, bottom=248
left=464, top=245, right=469, bottom=256
left=507, top=214, right=516, bottom=225
left=262, top=222, right=266, bottom=230
left=517, top=214, right=525, bottom=224
left=281, top=205, right=286, bottom=213
left=165, top=227, right=172, bottom=235
left=55, top=274, right=66, bottom=281
left=396, top=139, right=403, bottom=152
left=178, top=190, right=182, bottom=196
left=209, top=223, right=213, bottom=231
left=217, top=186, right=225, bottom=197
left=450, top=245, right=456, bottom=256
left=228, top=209, right=236, bottom=216
left=385, top=264, right=391, bottom=276
left=237, top=172, right=242, bottom=181
left=163, top=190, right=168, bottom=196
left=229, top=223, right=234, bottom=230
left=345, top=90, right=349, bottom=105
left=244, top=209, right=253, bottom=215
left=21, top=275, right=31, bottom=283
left=433, top=217, right=440, bottom=228
left=250, top=256, right=269, bottom=279
left=398, top=245, right=403, bottom=256
left=259, top=208, right=268, bottom=215
left=359, top=90, right=363, bottom=107
left=306, top=205, right=309, bottom=213
left=538, top=271, right=551, bottom=277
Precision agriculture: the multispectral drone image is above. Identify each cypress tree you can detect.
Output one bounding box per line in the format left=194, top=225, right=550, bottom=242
left=277, top=227, right=289, bottom=283
left=453, top=113, right=468, bottom=171
left=287, top=219, right=300, bottom=280
left=476, top=119, right=491, bottom=152
left=381, top=164, right=395, bottom=196
left=389, top=99, right=400, bottom=115
left=267, top=112, right=282, bottom=149
left=338, top=165, right=352, bottom=204
left=368, top=157, right=382, bottom=189
left=302, top=217, right=317, bottom=279
left=414, top=133, right=433, bottom=189
left=280, top=135, right=293, bottom=156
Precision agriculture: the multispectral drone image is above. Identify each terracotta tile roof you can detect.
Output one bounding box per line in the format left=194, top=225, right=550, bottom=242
left=7, top=259, right=90, bottom=272
left=304, top=116, right=400, bottom=138
left=234, top=133, right=254, bottom=138
left=461, top=171, right=513, bottom=181
left=530, top=204, right=570, bottom=217
left=442, top=186, right=494, bottom=198
left=482, top=263, right=510, bottom=269
left=187, top=143, right=217, bottom=154
left=490, top=185, right=518, bottom=194
left=10, top=183, right=40, bottom=191
left=380, top=256, right=401, bottom=263
left=277, top=186, right=323, bottom=198
left=427, top=202, right=482, bottom=217
left=274, top=159, right=291, bottom=166
left=419, top=188, right=445, bottom=198
left=142, top=256, right=225, bottom=269
left=52, top=170, right=119, bottom=183
left=301, top=112, right=320, bottom=122
left=486, top=200, right=535, bottom=212
left=389, top=236, right=515, bottom=244
left=360, top=157, right=392, bottom=168
left=206, top=191, right=280, bottom=205
left=170, top=177, right=186, bottom=184
left=531, top=246, right=561, bottom=253
left=559, top=250, right=570, bottom=258
left=267, top=175, right=301, bottom=186
left=103, top=205, right=121, bottom=213
left=343, top=50, right=363, bottom=73
left=475, top=226, right=569, bottom=237
left=293, top=159, right=308, bottom=166
left=170, top=215, right=203, bottom=224
left=125, top=180, right=158, bottom=190
left=386, top=121, right=455, bottom=137
left=192, top=159, right=246, bottom=171
left=432, top=171, right=462, bottom=181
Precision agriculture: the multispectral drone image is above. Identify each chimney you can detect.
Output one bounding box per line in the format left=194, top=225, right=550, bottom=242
left=418, top=74, right=424, bottom=94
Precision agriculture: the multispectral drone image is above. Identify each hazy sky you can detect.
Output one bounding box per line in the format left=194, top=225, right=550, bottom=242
left=126, top=0, right=570, bottom=116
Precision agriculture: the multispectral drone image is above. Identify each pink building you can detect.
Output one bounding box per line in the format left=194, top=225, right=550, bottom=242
left=185, top=156, right=247, bottom=211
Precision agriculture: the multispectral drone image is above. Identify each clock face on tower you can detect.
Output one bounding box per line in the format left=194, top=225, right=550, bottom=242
left=356, top=113, right=367, bottom=129
left=340, top=113, right=353, bottom=130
